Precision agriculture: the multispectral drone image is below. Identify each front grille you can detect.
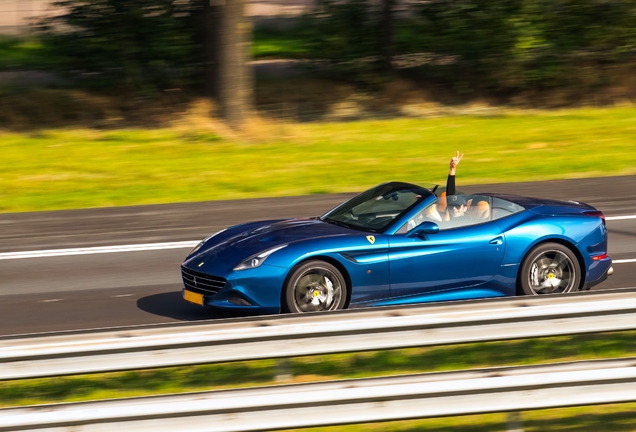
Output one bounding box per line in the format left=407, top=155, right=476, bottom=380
left=181, top=266, right=227, bottom=296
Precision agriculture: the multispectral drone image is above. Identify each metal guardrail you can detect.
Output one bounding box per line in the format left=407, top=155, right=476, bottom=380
left=2, top=357, right=636, bottom=431
left=1, top=288, right=636, bottom=380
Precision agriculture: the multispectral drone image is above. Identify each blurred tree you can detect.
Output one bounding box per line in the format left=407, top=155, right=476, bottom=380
left=379, top=0, right=395, bottom=73
left=302, top=0, right=382, bottom=84
left=302, top=0, right=636, bottom=95
left=413, top=0, right=522, bottom=90
left=33, top=0, right=636, bottom=109
left=202, top=0, right=252, bottom=128
left=38, top=0, right=200, bottom=95
left=411, top=0, right=636, bottom=92
left=39, top=0, right=253, bottom=127
left=507, top=0, right=636, bottom=89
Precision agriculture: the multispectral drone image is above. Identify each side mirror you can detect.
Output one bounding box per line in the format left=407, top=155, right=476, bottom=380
left=407, top=221, right=440, bottom=239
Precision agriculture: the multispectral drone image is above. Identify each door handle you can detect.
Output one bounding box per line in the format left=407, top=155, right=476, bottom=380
left=489, top=236, right=503, bottom=245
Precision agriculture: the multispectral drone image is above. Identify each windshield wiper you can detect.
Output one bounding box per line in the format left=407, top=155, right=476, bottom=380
left=322, top=218, right=351, bottom=229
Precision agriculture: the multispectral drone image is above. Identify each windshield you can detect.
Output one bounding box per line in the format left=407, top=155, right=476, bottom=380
left=321, top=182, right=434, bottom=232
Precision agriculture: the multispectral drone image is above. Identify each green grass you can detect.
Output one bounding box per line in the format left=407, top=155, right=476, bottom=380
left=1, top=331, right=635, bottom=407
left=1, top=106, right=636, bottom=213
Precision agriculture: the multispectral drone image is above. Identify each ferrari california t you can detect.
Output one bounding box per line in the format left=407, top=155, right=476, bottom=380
left=181, top=182, right=612, bottom=314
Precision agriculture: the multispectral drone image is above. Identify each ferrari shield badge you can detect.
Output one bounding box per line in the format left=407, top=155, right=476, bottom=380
left=366, top=235, right=375, bottom=244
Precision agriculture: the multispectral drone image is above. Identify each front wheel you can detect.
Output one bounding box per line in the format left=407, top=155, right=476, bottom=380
left=519, top=243, right=581, bottom=295
left=283, top=260, right=347, bottom=313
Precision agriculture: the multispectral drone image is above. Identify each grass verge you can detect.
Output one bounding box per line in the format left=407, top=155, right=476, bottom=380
left=1, top=106, right=636, bottom=213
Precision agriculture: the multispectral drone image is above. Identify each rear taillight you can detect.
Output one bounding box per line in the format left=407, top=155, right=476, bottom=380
left=584, top=210, right=606, bottom=227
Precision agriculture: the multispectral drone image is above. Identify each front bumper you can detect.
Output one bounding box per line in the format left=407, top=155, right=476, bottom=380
left=181, top=263, right=286, bottom=314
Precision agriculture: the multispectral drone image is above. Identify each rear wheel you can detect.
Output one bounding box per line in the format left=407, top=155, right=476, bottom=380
left=283, top=260, right=347, bottom=313
left=519, top=243, right=581, bottom=295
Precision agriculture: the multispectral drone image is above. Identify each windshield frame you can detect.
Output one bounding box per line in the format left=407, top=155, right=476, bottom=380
left=320, top=182, right=436, bottom=233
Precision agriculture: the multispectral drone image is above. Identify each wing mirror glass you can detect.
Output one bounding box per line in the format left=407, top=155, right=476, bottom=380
left=407, top=221, right=440, bottom=238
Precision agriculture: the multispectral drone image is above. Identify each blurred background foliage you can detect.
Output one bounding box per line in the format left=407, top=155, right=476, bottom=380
left=36, top=0, right=203, bottom=95
left=2, top=0, right=636, bottom=123
left=303, top=0, right=636, bottom=93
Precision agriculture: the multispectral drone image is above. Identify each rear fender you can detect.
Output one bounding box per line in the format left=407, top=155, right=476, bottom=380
left=500, top=216, right=601, bottom=267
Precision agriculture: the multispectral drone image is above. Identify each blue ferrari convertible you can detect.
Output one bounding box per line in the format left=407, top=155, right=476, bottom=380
left=181, top=182, right=612, bottom=314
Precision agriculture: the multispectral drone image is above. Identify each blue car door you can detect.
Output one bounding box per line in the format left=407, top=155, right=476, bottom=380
left=388, top=221, right=505, bottom=299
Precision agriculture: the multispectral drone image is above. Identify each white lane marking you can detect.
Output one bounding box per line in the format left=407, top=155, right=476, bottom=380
left=606, top=215, right=636, bottom=221
left=40, top=299, right=63, bottom=303
left=0, top=241, right=199, bottom=260
left=614, top=259, right=636, bottom=264
left=113, top=294, right=134, bottom=298
left=0, top=214, right=634, bottom=262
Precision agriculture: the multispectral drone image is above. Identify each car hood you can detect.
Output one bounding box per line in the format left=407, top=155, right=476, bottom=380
left=185, top=218, right=353, bottom=271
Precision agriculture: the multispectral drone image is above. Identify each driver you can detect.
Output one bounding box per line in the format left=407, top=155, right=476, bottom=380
left=446, top=194, right=468, bottom=219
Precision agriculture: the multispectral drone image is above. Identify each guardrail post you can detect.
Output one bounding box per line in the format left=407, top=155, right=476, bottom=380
left=275, top=358, right=292, bottom=382
left=507, top=411, right=523, bottom=432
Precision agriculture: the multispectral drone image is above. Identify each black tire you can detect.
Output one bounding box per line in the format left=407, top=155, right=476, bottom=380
left=519, top=242, right=581, bottom=296
left=283, top=260, right=347, bottom=313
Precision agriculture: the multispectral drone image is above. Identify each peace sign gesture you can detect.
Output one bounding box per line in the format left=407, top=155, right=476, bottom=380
left=449, top=151, right=463, bottom=176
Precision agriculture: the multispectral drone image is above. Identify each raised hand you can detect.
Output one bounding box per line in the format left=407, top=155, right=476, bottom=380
left=449, top=151, right=463, bottom=175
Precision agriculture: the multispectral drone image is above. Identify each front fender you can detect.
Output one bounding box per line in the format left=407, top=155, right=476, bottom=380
left=267, top=235, right=392, bottom=304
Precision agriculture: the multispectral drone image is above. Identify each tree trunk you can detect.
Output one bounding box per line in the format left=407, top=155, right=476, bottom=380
left=379, top=0, right=394, bottom=73
left=203, top=0, right=253, bottom=128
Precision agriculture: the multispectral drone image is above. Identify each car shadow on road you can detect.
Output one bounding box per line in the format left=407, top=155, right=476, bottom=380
left=137, top=291, right=256, bottom=321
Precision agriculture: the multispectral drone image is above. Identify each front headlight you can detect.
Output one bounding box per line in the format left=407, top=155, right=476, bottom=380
left=189, top=229, right=227, bottom=256
left=233, top=244, right=288, bottom=271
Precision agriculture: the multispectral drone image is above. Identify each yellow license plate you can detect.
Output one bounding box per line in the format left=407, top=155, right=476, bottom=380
left=183, top=290, right=203, bottom=306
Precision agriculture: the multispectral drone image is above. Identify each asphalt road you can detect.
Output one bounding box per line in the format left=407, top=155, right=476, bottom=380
left=1, top=176, right=635, bottom=336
